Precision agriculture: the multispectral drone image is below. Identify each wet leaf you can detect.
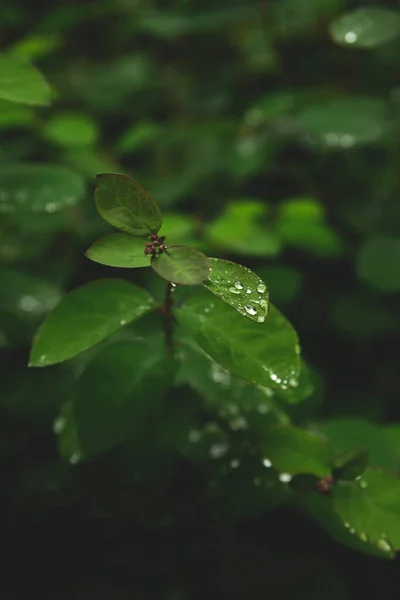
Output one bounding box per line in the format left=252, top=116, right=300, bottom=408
left=330, top=8, right=400, bottom=49
left=357, top=236, right=400, bottom=292
left=333, top=468, right=400, bottom=552
left=151, top=245, right=210, bottom=285
left=176, top=290, right=300, bottom=389
left=333, top=449, right=369, bottom=482
left=29, top=279, right=155, bottom=367
left=0, top=52, right=51, bottom=106
left=72, top=338, right=176, bottom=457
left=260, top=426, right=333, bottom=477
left=0, top=163, right=86, bottom=213
left=85, top=233, right=151, bottom=268
left=203, top=258, right=269, bottom=323
left=94, top=173, right=162, bottom=236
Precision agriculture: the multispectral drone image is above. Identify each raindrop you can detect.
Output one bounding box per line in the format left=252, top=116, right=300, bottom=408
left=278, top=473, right=292, bottom=483
left=344, top=31, right=357, bottom=43
left=376, top=538, right=392, bottom=553
left=244, top=304, right=257, bottom=316
left=262, top=458, right=272, bottom=468
left=229, top=287, right=241, bottom=295
left=359, top=532, right=368, bottom=542
left=45, top=202, right=57, bottom=213
left=257, top=284, right=267, bottom=294
left=230, top=459, right=240, bottom=469
left=188, top=430, right=201, bottom=443
left=344, top=522, right=350, bottom=529
left=209, top=442, right=229, bottom=459
left=69, top=451, right=81, bottom=465
left=340, top=134, right=355, bottom=148
left=210, top=362, right=231, bottom=386
left=269, top=372, right=282, bottom=384
left=18, top=295, right=42, bottom=313
left=258, top=403, right=270, bottom=414
left=38, top=355, right=47, bottom=364
left=246, top=289, right=252, bottom=294
left=359, top=479, right=368, bottom=489
left=120, top=319, right=127, bottom=325
left=229, top=416, right=248, bottom=431
left=257, top=316, right=265, bottom=323
left=349, top=527, right=356, bottom=535
left=53, top=417, right=66, bottom=434
left=234, top=281, right=243, bottom=290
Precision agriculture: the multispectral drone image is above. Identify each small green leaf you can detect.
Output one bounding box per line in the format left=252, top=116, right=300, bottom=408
left=260, top=426, right=333, bottom=477
left=29, top=279, right=155, bottom=367
left=72, top=338, right=176, bottom=457
left=151, top=245, right=210, bottom=285
left=333, top=468, right=400, bottom=552
left=44, top=112, right=99, bottom=147
left=0, top=52, right=51, bottom=106
left=203, top=258, right=269, bottom=323
left=333, top=449, right=369, bottom=482
left=176, top=291, right=300, bottom=389
left=330, top=8, right=400, bottom=49
left=94, top=173, right=162, bottom=236
left=0, top=163, right=85, bottom=213
left=357, top=236, right=400, bottom=293
left=85, top=233, right=151, bottom=268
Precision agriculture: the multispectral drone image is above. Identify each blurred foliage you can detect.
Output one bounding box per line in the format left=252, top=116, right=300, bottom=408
left=1, top=0, right=400, bottom=598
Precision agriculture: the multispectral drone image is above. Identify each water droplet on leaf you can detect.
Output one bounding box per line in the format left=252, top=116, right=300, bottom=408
left=279, top=473, right=292, bottom=483
left=262, top=458, right=272, bottom=468
left=244, top=304, right=257, bottom=316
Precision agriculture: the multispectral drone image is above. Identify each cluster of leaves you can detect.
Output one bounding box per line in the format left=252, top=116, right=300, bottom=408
left=1, top=0, right=400, bottom=597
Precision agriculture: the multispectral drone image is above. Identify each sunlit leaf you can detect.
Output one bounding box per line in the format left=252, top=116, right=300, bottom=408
left=44, top=112, right=99, bottom=147
left=333, top=468, right=400, bottom=553
left=94, top=173, right=162, bottom=236
left=0, top=163, right=85, bottom=213
left=151, top=245, right=210, bottom=285
left=176, top=291, right=300, bottom=389
left=0, top=52, right=51, bottom=106
left=29, top=279, right=155, bottom=367
left=330, top=8, right=400, bottom=49
left=203, top=258, right=269, bottom=322
left=85, top=233, right=151, bottom=268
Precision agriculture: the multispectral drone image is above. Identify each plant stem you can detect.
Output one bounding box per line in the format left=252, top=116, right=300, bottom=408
left=162, top=281, right=176, bottom=352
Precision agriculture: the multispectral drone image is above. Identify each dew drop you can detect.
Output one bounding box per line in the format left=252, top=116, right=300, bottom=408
left=53, top=417, right=66, bottom=434
left=230, top=459, right=240, bottom=469
left=69, top=451, right=81, bottom=465
left=376, top=538, right=392, bottom=553
left=344, top=522, right=350, bottom=529
left=209, top=442, right=229, bottom=459
left=38, top=354, right=47, bottom=364
left=229, top=287, right=241, bottom=295
left=359, top=479, right=368, bottom=489
left=349, top=527, right=356, bottom=535
left=18, top=295, right=42, bottom=313
left=359, top=532, right=368, bottom=542
left=45, top=202, right=57, bottom=213
left=257, top=284, right=267, bottom=294
left=244, top=304, right=257, bottom=316
left=246, top=289, right=252, bottom=294
left=257, top=315, right=265, bottom=323
left=120, top=319, right=127, bottom=325
left=278, top=472, right=292, bottom=483
left=262, top=458, right=272, bottom=468
left=234, top=281, right=243, bottom=290
left=344, top=31, right=357, bottom=44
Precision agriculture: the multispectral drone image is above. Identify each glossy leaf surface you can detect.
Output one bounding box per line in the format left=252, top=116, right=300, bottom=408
left=151, top=245, right=210, bottom=285
left=85, top=233, right=151, bottom=268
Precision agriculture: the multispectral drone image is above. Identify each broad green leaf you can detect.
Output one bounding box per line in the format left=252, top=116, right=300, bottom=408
left=72, top=338, right=176, bottom=457
left=333, top=468, right=400, bottom=552
left=94, top=173, right=162, bottom=236
left=306, top=494, right=391, bottom=559
left=85, top=233, right=151, bottom=268
left=357, top=236, right=400, bottom=293
left=260, top=426, right=333, bottom=477
left=0, top=52, right=51, bottom=106
left=0, top=163, right=85, bottom=213
left=330, top=8, right=400, bottom=49
left=203, top=258, right=269, bottom=323
left=151, top=245, right=210, bottom=285
left=176, top=291, right=300, bottom=389
left=29, top=279, right=155, bottom=367
left=44, top=112, right=99, bottom=147
left=316, top=419, right=399, bottom=473
left=207, top=200, right=281, bottom=257
left=333, top=449, right=369, bottom=482
left=295, top=97, right=390, bottom=148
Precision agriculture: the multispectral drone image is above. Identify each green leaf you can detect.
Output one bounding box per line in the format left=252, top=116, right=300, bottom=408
left=206, top=200, right=281, bottom=257
left=203, top=258, right=269, bottom=323
left=94, top=173, right=162, bottom=236
left=54, top=401, right=82, bottom=464
left=151, top=245, right=210, bottom=285
left=176, top=291, right=300, bottom=389
left=85, top=233, right=151, bottom=268
left=0, top=163, right=86, bottom=213
left=357, top=236, right=400, bottom=293
left=295, top=97, right=390, bottom=148
left=317, top=418, right=399, bottom=473
left=333, top=468, right=400, bottom=553
left=0, top=52, right=51, bottom=106
left=333, top=449, right=369, bottom=482
left=290, top=473, right=319, bottom=493
left=255, top=266, right=303, bottom=304
left=260, top=426, right=333, bottom=477
left=330, top=8, right=400, bottom=49
left=29, top=279, right=155, bottom=367
left=44, top=112, right=99, bottom=147
left=72, top=338, right=176, bottom=457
